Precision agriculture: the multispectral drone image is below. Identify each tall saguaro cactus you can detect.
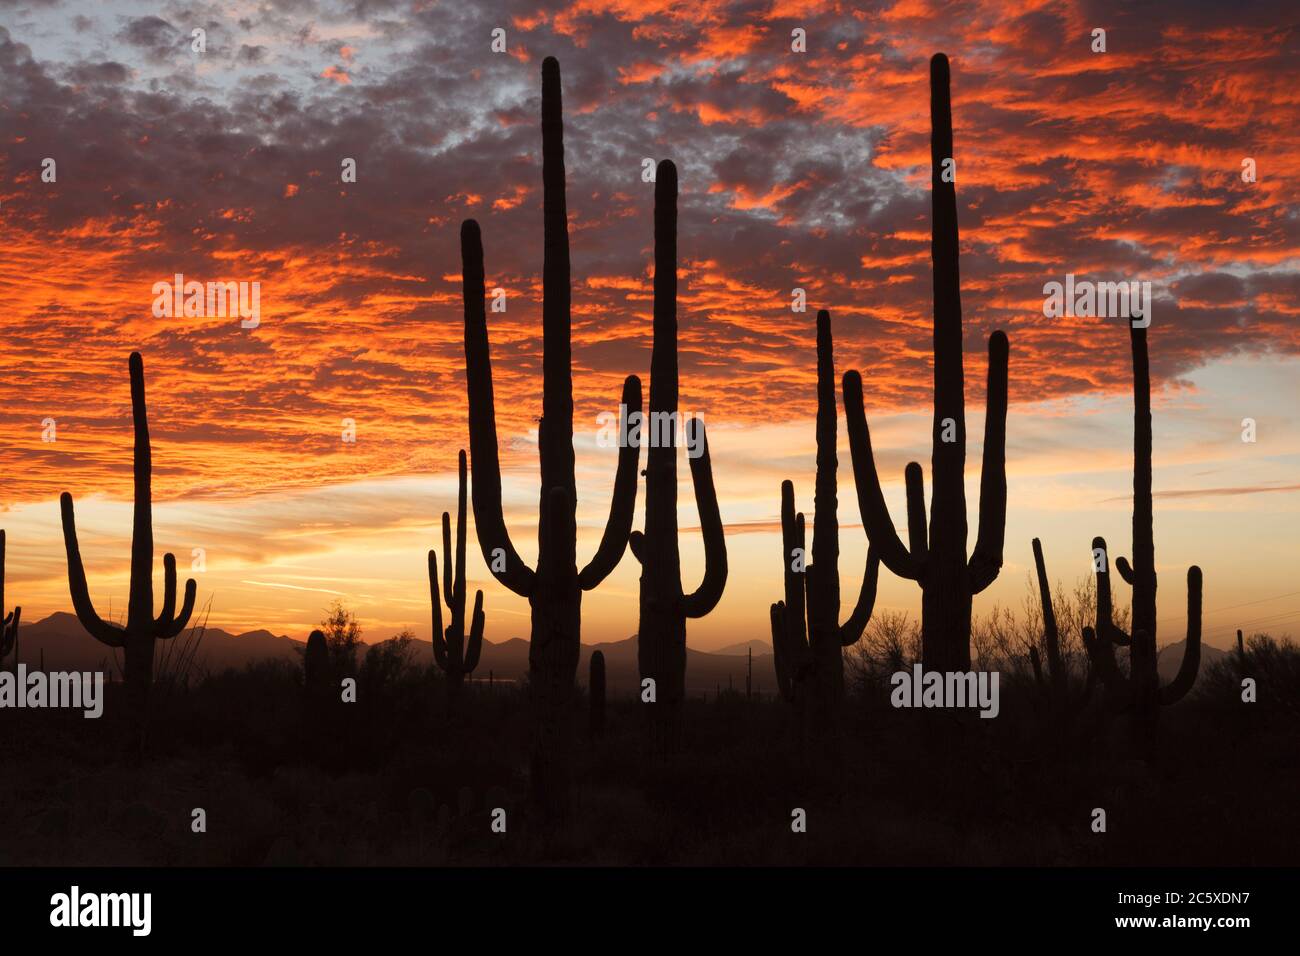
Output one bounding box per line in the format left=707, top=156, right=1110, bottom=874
left=461, top=57, right=643, bottom=812
left=842, top=53, right=1010, bottom=673
left=1083, top=323, right=1203, bottom=740
left=60, top=352, right=197, bottom=714
left=0, top=531, right=20, bottom=669
left=627, top=160, right=727, bottom=749
left=428, top=449, right=485, bottom=698
left=771, top=310, right=880, bottom=731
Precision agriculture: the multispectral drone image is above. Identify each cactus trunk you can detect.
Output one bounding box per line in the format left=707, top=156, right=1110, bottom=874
left=631, top=160, right=727, bottom=754
left=461, top=57, right=642, bottom=814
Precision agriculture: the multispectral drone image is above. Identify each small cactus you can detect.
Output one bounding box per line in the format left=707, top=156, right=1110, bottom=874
left=303, top=629, right=330, bottom=694
left=771, top=310, right=880, bottom=735
left=0, top=531, right=19, bottom=668
left=1027, top=537, right=1094, bottom=716
left=1082, top=323, right=1203, bottom=745
left=429, top=449, right=485, bottom=698
left=60, top=352, right=198, bottom=716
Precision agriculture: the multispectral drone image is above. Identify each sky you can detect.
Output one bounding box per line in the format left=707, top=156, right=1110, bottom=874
left=0, top=0, right=1297, bottom=652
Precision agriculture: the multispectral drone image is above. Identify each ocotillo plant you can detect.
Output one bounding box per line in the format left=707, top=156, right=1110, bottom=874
left=770, top=310, right=880, bottom=734
left=428, top=449, right=485, bottom=699
left=60, top=352, right=198, bottom=716
left=627, top=160, right=726, bottom=750
left=0, top=531, right=19, bottom=670
left=842, top=53, right=1009, bottom=674
left=589, top=650, right=605, bottom=740
left=1083, top=323, right=1203, bottom=742
left=461, top=57, right=643, bottom=813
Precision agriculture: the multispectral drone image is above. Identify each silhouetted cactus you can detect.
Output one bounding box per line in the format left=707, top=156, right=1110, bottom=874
left=1236, top=629, right=1248, bottom=674
left=429, top=449, right=485, bottom=699
left=842, top=54, right=1009, bottom=674
left=304, top=628, right=330, bottom=693
left=1027, top=537, right=1093, bottom=714
left=461, top=57, right=643, bottom=813
left=1082, top=323, right=1203, bottom=743
left=589, top=649, right=605, bottom=740
left=627, top=160, right=726, bottom=750
left=0, top=531, right=19, bottom=669
left=771, top=310, right=880, bottom=733
left=60, top=352, right=197, bottom=715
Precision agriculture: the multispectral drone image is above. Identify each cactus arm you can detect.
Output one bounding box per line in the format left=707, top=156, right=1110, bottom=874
left=1092, top=535, right=1132, bottom=647
left=681, top=417, right=727, bottom=618
left=968, top=331, right=1009, bottom=595
left=838, top=546, right=879, bottom=646
left=1114, top=556, right=1136, bottom=585
left=1028, top=645, right=1044, bottom=687
left=157, top=578, right=196, bottom=639
left=464, top=590, right=484, bottom=673
left=904, top=462, right=927, bottom=560
left=1158, top=566, right=1202, bottom=705
left=778, top=481, right=808, bottom=648
left=155, top=552, right=178, bottom=628
left=3, top=607, right=18, bottom=657
left=842, top=371, right=923, bottom=580
left=59, top=492, right=127, bottom=648
left=441, top=512, right=454, bottom=616
left=577, top=375, right=644, bottom=590
left=461, top=219, right=536, bottom=598
left=428, top=550, right=448, bottom=669
left=628, top=530, right=645, bottom=563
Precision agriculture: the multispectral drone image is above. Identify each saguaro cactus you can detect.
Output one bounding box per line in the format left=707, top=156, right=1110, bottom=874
left=771, top=310, right=880, bottom=730
left=589, top=649, right=605, bottom=740
left=60, top=352, right=197, bottom=714
left=842, top=54, right=1009, bottom=674
left=1083, top=323, right=1202, bottom=740
left=627, top=160, right=727, bottom=749
left=0, top=531, right=19, bottom=669
left=428, top=449, right=485, bottom=698
left=461, top=57, right=643, bottom=812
